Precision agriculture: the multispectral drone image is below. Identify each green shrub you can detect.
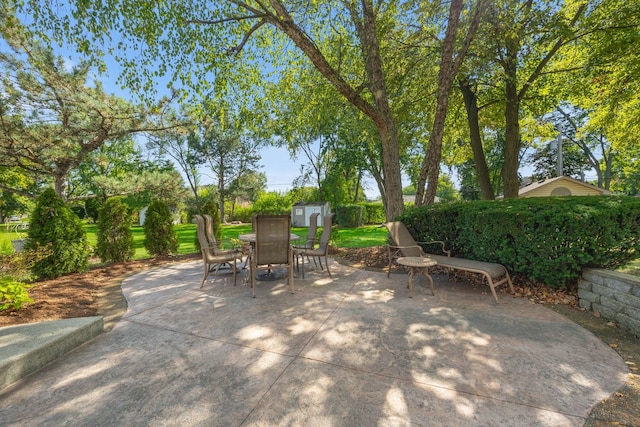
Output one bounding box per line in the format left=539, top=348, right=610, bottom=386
left=335, top=204, right=364, bottom=227
left=85, top=198, right=102, bottom=223
left=0, top=277, right=33, bottom=310
left=252, top=192, right=291, bottom=215
left=143, top=200, right=179, bottom=257
left=95, top=197, right=135, bottom=263
left=360, top=202, right=386, bottom=224
left=0, top=245, right=52, bottom=311
left=398, top=196, right=640, bottom=288
left=24, top=188, right=90, bottom=279
left=230, top=206, right=253, bottom=223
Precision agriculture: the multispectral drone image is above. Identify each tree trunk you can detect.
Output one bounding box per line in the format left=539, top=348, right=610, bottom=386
left=218, top=159, right=226, bottom=223
left=502, top=36, right=521, bottom=199
left=415, top=93, right=449, bottom=205
left=268, top=0, right=403, bottom=221
left=54, top=174, right=67, bottom=200
left=459, top=79, right=495, bottom=200
left=414, top=0, right=484, bottom=206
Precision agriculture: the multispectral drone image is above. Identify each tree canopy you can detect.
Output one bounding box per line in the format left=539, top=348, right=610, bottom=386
left=12, top=0, right=640, bottom=207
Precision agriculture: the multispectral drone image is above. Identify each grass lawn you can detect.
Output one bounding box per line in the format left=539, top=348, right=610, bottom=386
left=1, top=222, right=389, bottom=261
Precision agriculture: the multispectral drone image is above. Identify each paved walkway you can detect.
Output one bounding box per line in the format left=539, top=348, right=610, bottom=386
left=0, top=259, right=629, bottom=426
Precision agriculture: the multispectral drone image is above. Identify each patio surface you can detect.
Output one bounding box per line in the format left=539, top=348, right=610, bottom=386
left=0, top=259, right=629, bottom=426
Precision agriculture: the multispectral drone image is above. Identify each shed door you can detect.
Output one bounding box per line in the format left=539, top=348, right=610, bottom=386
left=306, top=206, right=323, bottom=226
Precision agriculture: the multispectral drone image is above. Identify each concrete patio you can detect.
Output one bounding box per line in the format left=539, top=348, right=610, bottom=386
left=0, top=259, right=629, bottom=426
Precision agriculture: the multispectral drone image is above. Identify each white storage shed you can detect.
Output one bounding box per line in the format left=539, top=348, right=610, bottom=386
left=291, top=202, right=330, bottom=227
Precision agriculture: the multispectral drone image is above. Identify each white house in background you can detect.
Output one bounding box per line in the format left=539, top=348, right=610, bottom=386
left=402, top=195, right=441, bottom=204
left=507, top=176, right=611, bottom=198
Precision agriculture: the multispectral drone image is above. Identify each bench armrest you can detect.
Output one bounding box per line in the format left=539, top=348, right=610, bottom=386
left=416, top=241, right=451, bottom=257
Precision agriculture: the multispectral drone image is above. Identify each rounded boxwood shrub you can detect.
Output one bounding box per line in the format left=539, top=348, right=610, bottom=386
left=96, top=197, right=135, bottom=263
left=143, top=200, right=178, bottom=257
left=24, top=188, right=89, bottom=279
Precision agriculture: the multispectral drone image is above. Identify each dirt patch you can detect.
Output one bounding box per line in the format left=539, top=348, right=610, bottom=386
left=1, top=247, right=638, bottom=424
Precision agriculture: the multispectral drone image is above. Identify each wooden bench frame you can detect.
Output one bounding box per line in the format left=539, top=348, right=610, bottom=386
left=385, top=222, right=515, bottom=303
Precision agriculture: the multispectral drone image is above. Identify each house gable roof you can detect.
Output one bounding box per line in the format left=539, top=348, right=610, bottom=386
left=517, top=176, right=610, bottom=197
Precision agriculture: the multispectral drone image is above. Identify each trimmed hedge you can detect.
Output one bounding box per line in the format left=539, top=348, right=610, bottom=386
left=361, top=202, right=386, bottom=224
left=335, top=204, right=364, bottom=227
left=398, top=196, right=640, bottom=288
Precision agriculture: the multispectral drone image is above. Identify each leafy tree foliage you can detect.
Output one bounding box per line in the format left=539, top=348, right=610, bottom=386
left=252, top=191, right=291, bottom=216
left=146, top=114, right=203, bottom=203
left=24, top=188, right=89, bottom=279
left=189, top=111, right=263, bottom=223
left=143, top=200, right=178, bottom=257
left=95, top=197, right=135, bottom=263
left=0, top=14, right=156, bottom=200
left=23, top=0, right=490, bottom=220
left=526, top=142, right=592, bottom=182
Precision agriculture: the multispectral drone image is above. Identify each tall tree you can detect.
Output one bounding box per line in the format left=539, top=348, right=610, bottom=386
left=147, top=124, right=202, bottom=202
left=413, top=0, right=489, bottom=206
left=21, top=0, right=485, bottom=219
left=0, top=12, right=162, bottom=200
left=477, top=0, right=590, bottom=198
left=190, top=113, right=262, bottom=223
left=22, top=0, right=440, bottom=220
left=458, top=77, right=495, bottom=199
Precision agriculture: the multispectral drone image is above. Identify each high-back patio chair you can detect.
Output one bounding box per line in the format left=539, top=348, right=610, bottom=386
left=194, top=215, right=240, bottom=288
left=250, top=215, right=295, bottom=297
left=293, top=212, right=320, bottom=267
left=293, top=213, right=334, bottom=279
left=203, top=214, right=243, bottom=257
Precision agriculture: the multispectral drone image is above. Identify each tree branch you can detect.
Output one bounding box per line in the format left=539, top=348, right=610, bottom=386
left=518, top=3, right=587, bottom=100
left=227, top=19, right=267, bottom=55
left=186, top=14, right=265, bottom=26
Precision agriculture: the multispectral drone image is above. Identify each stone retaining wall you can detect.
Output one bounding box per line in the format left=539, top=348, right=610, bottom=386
left=579, top=268, right=640, bottom=336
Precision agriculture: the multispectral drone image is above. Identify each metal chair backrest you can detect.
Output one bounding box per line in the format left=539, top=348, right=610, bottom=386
left=304, top=212, right=320, bottom=248
left=203, top=214, right=218, bottom=247
left=384, top=221, right=424, bottom=257
left=317, top=213, right=335, bottom=252
left=194, top=215, right=210, bottom=254
left=254, top=215, right=291, bottom=266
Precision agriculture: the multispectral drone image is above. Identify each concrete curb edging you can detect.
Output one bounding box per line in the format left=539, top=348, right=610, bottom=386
left=0, top=316, right=103, bottom=390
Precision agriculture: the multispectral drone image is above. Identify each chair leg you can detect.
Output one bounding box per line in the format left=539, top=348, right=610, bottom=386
left=324, top=255, right=331, bottom=278
left=200, top=259, right=209, bottom=288
left=251, top=265, right=256, bottom=298
left=232, top=259, right=237, bottom=286
left=288, top=264, right=295, bottom=294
